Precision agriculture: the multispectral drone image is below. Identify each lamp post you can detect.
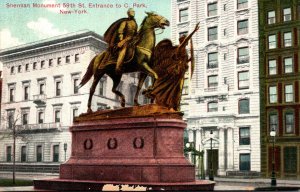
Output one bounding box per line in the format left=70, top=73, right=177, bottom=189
left=270, top=130, right=276, bottom=187
left=64, top=143, right=67, bottom=161
left=209, top=130, right=214, bottom=181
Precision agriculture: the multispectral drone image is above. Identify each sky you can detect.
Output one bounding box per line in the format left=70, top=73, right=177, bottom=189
left=0, top=0, right=171, bottom=50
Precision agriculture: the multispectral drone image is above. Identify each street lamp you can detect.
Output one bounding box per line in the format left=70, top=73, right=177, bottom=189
left=185, top=142, right=205, bottom=179
left=64, top=143, right=67, bottom=161
left=270, top=130, right=276, bottom=187
left=209, top=130, right=214, bottom=181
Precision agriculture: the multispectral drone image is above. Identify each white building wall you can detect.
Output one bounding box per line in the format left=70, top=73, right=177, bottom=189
left=0, top=30, right=140, bottom=165
left=172, top=0, right=260, bottom=175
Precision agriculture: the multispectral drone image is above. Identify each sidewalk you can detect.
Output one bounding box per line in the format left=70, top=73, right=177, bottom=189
left=0, top=172, right=58, bottom=180
left=0, top=172, right=299, bottom=191
left=214, top=177, right=300, bottom=187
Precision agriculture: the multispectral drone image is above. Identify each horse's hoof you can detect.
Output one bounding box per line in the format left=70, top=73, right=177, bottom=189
left=87, top=108, right=93, bottom=113
left=121, top=101, right=125, bottom=107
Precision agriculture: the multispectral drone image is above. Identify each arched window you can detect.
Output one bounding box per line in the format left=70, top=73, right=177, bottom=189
left=239, top=99, right=249, bottom=114
left=208, top=101, right=218, bottom=112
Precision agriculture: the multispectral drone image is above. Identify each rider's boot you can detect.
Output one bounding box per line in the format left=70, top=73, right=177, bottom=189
left=116, top=48, right=126, bottom=74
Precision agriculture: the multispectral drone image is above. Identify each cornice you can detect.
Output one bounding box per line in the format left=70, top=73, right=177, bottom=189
left=0, top=30, right=106, bottom=63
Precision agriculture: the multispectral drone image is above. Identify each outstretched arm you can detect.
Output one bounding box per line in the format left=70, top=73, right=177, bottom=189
left=177, top=22, right=200, bottom=51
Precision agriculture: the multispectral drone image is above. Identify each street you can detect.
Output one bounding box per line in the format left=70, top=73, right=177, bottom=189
left=0, top=172, right=300, bottom=191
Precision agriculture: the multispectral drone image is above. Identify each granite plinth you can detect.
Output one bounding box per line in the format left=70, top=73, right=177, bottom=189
left=34, top=104, right=215, bottom=191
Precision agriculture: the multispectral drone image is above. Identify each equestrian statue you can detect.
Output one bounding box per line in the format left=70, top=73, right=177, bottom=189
left=79, top=9, right=199, bottom=113
left=79, top=9, right=169, bottom=113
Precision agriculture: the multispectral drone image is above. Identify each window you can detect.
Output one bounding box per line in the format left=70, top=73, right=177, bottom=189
left=179, top=9, right=188, bottom=22
left=21, top=146, right=26, bottom=162
left=269, top=113, right=278, bottom=132
left=208, top=27, right=218, bottom=41
left=38, top=111, right=44, bottom=124
left=24, top=86, right=29, bottom=100
left=283, top=8, right=291, bottom=22
left=208, top=2, right=217, bottom=17
left=41, top=60, right=45, bottom=68
left=238, top=71, right=249, bottom=89
left=57, top=57, right=62, bottom=65
left=239, top=99, right=249, bottom=114
left=25, top=63, right=29, bottom=71
left=66, top=55, right=70, bottom=63
left=8, top=113, right=14, bottom=129
left=75, top=54, right=79, bottom=62
left=99, top=80, right=105, bottom=96
left=182, top=78, right=189, bottom=95
left=36, top=145, right=42, bottom=162
left=268, top=11, right=275, bottom=24
left=268, top=59, right=277, bottom=75
left=237, top=47, right=249, bottom=64
left=73, top=79, right=79, bottom=94
left=284, top=147, right=297, bottom=173
left=239, top=127, right=250, bottom=145
left=72, top=108, right=78, bottom=120
left=6, top=146, right=12, bottom=162
left=56, top=81, right=61, bottom=96
left=53, top=145, right=59, bottom=162
left=18, top=65, right=22, bottom=73
left=49, top=59, right=53, bottom=67
left=97, top=104, right=108, bottom=110
left=179, top=31, right=188, bottom=38
left=33, top=62, right=37, bottom=70
left=237, top=0, right=247, bottom=9
left=10, top=66, right=15, bottom=74
left=240, top=154, right=250, bottom=171
left=284, top=57, right=293, bottom=73
left=285, top=112, right=294, bottom=134
left=284, top=32, right=292, bottom=47
left=22, top=113, right=28, bottom=125
left=285, top=84, right=294, bottom=102
left=39, top=83, right=45, bottom=95
left=208, top=52, right=218, bottom=68
left=9, top=88, right=15, bottom=102
left=268, top=35, right=276, bottom=49
left=129, top=84, right=137, bottom=105
left=208, top=75, right=218, bottom=87
left=237, top=20, right=248, bottom=35
left=208, top=101, right=218, bottom=112
left=55, top=110, right=61, bottom=123
left=269, top=86, right=277, bottom=103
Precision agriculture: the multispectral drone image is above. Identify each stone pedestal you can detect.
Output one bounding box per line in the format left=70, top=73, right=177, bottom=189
left=34, top=104, right=214, bottom=191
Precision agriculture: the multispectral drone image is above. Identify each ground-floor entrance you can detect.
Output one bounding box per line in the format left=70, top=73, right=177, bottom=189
left=206, top=149, right=218, bottom=175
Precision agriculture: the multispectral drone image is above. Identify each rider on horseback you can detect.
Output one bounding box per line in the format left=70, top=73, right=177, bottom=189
left=116, top=8, right=138, bottom=74
left=103, top=8, right=138, bottom=74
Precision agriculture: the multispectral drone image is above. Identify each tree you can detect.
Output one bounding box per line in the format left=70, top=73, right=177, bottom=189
left=0, top=110, right=30, bottom=185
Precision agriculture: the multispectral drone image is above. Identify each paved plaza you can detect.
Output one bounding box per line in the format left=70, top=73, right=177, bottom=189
left=0, top=172, right=299, bottom=191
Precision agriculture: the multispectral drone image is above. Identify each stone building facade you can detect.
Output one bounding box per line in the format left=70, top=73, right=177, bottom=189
left=259, top=0, right=300, bottom=179
left=172, top=0, right=260, bottom=176
left=0, top=30, right=146, bottom=170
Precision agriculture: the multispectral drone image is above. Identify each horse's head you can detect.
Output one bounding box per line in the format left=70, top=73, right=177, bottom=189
left=144, top=11, right=170, bottom=29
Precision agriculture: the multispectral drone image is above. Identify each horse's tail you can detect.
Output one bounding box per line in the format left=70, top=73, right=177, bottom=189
left=79, top=56, right=96, bottom=89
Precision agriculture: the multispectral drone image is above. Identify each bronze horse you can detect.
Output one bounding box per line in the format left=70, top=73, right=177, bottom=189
left=79, top=12, right=170, bottom=113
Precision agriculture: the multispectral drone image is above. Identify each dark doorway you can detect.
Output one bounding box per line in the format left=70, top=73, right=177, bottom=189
left=207, top=149, right=219, bottom=175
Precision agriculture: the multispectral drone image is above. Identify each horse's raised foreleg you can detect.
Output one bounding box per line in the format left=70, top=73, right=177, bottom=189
left=142, top=62, right=158, bottom=79
left=134, top=73, right=147, bottom=106
left=87, top=70, right=104, bottom=113
left=111, top=75, right=125, bottom=107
